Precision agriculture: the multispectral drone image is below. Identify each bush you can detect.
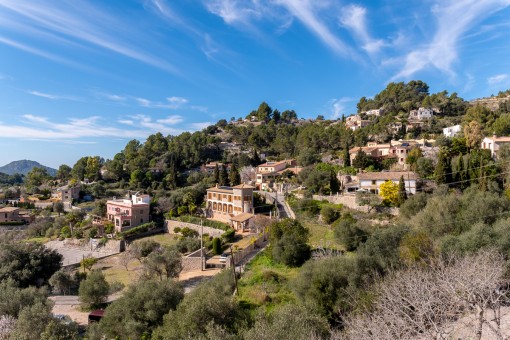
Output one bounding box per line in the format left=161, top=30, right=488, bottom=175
left=222, top=228, right=235, bottom=243
left=320, top=205, right=341, bottom=224
left=176, top=237, right=201, bottom=254
left=270, top=219, right=311, bottom=267
left=78, top=270, right=109, bottom=310
left=212, top=237, right=222, bottom=255
left=119, top=222, right=157, bottom=238
left=180, top=227, right=199, bottom=238
left=333, top=214, right=368, bottom=251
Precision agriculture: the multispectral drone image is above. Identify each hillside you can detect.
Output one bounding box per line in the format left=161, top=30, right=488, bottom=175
left=0, top=160, right=57, bottom=176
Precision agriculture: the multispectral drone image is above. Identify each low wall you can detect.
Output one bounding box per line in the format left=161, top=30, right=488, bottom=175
left=63, top=238, right=124, bottom=253
left=226, top=232, right=268, bottom=268
left=182, top=247, right=206, bottom=272
left=311, top=194, right=399, bottom=216
left=165, top=220, right=225, bottom=238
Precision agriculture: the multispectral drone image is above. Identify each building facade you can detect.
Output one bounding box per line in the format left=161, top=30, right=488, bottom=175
left=443, top=124, right=462, bottom=138
left=205, top=184, right=254, bottom=229
left=358, top=171, right=418, bottom=194
left=481, top=135, right=510, bottom=158
left=106, top=193, right=151, bottom=232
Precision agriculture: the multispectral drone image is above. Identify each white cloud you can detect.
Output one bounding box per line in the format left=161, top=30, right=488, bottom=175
left=157, top=115, right=184, bottom=124
left=276, top=0, right=352, bottom=57
left=189, top=122, right=213, bottom=130
left=488, top=74, right=508, bottom=85
left=135, top=96, right=190, bottom=109
left=167, top=96, right=188, bottom=104
left=104, top=94, right=126, bottom=101
left=0, top=1, right=178, bottom=74
left=205, top=0, right=259, bottom=26
left=27, top=90, right=58, bottom=100
left=0, top=114, right=188, bottom=141
left=22, top=114, right=50, bottom=124
left=136, top=98, right=151, bottom=107
left=392, top=0, right=510, bottom=80
left=340, top=5, right=385, bottom=56
left=329, top=97, right=354, bottom=119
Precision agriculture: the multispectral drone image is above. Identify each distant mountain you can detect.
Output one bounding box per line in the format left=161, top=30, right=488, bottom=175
left=0, top=160, right=57, bottom=176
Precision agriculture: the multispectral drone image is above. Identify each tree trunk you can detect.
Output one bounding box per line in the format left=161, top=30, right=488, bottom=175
left=475, top=305, right=483, bottom=340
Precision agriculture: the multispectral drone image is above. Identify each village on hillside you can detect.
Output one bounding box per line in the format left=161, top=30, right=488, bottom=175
left=2, top=83, right=510, bottom=338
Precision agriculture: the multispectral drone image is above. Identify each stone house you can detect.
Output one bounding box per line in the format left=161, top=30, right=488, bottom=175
left=205, top=184, right=254, bottom=228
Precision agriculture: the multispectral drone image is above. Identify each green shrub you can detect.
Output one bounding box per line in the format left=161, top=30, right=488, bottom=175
left=222, top=228, right=235, bottom=243
left=212, top=237, right=222, bottom=255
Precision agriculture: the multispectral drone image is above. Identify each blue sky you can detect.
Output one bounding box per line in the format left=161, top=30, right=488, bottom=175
left=1, top=0, right=510, bottom=169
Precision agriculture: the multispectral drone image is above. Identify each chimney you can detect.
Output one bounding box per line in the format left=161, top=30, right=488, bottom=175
left=216, top=183, right=219, bottom=188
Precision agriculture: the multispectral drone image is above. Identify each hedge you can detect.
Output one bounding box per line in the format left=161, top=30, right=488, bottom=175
left=119, top=221, right=157, bottom=238
left=171, top=216, right=230, bottom=231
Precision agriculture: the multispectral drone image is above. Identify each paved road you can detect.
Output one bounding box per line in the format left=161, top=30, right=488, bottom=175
left=263, top=192, right=295, bottom=219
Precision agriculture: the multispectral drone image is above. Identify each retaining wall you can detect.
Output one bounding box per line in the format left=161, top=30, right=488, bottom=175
left=165, top=220, right=225, bottom=238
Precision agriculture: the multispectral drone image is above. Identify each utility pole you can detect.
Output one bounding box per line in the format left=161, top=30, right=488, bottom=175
left=200, top=219, right=204, bottom=271
left=230, top=244, right=238, bottom=295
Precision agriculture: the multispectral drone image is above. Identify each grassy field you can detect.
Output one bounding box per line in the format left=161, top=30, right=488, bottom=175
left=93, top=233, right=180, bottom=288
left=237, top=250, right=299, bottom=313
left=25, top=236, right=52, bottom=243
left=142, top=233, right=180, bottom=247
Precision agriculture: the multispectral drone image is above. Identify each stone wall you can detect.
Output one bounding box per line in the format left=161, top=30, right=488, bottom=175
left=182, top=247, right=205, bottom=272
left=165, top=220, right=225, bottom=238
left=311, top=194, right=399, bottom=216
left=225, top=232, right=268, bottom=268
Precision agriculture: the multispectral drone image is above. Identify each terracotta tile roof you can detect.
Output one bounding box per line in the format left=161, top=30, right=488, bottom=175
left=230, top=212, right=254, bottom=222
left=358, top=171, right=419, bottom=181
left=0, top=207, right=19, bottom=212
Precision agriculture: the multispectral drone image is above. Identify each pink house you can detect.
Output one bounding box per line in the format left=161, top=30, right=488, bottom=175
left=106, top=193, right=151, bottom=232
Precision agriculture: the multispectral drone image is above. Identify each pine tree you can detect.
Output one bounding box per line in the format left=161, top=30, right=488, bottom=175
left=213, top=163, right=219, bottom=184
left=398, top=175, right=407, bottom=206
left=229, top=163, right=241, bottom=186
left=219, top=164, right=229, bottom=186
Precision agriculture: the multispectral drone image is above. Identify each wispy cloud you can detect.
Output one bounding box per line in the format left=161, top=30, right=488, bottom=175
left=190, top=122, right=213, bottom=130
left=329, top=97, right=354, bottom=119
left=340, top=5, right=385, bottom=56
left=392, top=0, right=510, bottom=80
left=205, top=0, right=261, bottom=26
left=136, top=96, right=189, bottom=109
left=488, top=73, right=508, bottom=85
left=26, top=90, right=78, bottom=101
left=0, top=1, right=179, bottom=74
left=277, top=0, right=353, bottom=57
left=0, top=114, right=188, bottom=141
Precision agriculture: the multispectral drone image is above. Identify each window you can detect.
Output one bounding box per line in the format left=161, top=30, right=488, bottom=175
left=140, top=219, right=143, bottom=223
left=371, top=180, right=376, bottom=185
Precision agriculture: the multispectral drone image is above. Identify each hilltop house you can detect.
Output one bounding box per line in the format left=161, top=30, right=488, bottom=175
left=345, top=115, right=371, bottom=131
left=481, top=135, right=510, bottom=158
left=205, top=184, right=254, bottom=231
left=443, top=124, right=462, bottom=138
left=362, top=108, right=384, bottom=116
left=255, top=159, right=297, bottom=190
left=105, top=193, right=151, bottom=233
left=409, top=107, right=433, bottom=120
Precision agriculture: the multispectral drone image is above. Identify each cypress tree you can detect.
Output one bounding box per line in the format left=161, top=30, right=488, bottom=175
left=229, top=163, right=241, bottom=186
left=219, top=164, right=229, bottom=186
left=252, top=150, right=261, bottom=166
left=398, top=175, right=407, bottom=206
left=213, top=163, right=219, bottom=184
left=343, top=147, right=351, bottom=167
left=435, top=149, right=451, bottom=185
